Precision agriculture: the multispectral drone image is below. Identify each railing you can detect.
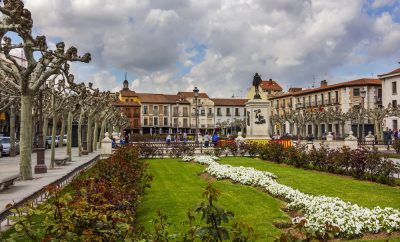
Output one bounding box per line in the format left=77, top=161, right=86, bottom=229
left=358, top=140, right=390, bottom=146
left=0, top=155, right=101, bottom=231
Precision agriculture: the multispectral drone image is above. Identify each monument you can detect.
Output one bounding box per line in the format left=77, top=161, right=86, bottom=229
left=245, top=73, right=271, bottom=140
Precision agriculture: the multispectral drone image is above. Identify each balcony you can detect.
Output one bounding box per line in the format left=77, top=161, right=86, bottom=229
left=217, top=113, right=222, bottom=116
left=182, top=112, right=189, bottom=117
left=173, top=112, right=179, bottom=117
left=288, top=103, right=293, bottom=108
left=226, top=113, right=231, bottom=116
left=296, top=103, right=305, bottom=109
left=207, top=113, right=214, bottom=118
left=280, top=104, right=285, bottom=108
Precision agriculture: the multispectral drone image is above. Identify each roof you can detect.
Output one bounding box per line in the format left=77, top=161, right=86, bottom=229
left=119, top=89, right=137, bottom=97
left=114, top=99, right=141, bottom=107
left=378, top=68, right=400, bottom=78
left=269, top=78, right=382, bottom=100
left=136, top=93, right=190, bottom=104
left=260, top=79, right=283, bottom=92
left=177, top=92, right=210, bottom=99
left=211, top=98, right=248, bottom=106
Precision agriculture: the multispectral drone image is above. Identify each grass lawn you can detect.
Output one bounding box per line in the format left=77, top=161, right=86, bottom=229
left=219, top=157, right=400, bottom=209
left=137, top=158, right=290, bottom=241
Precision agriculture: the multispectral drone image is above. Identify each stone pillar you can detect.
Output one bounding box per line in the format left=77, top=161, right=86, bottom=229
left=101, top=132, right=112, bottom=158
left=365, top=131, right=375, bottom=142
left=344, top=131, right=358, bottom=149
left=326, top=132, right=333, bottom=142
left=245, top=99, right=271, bottom=140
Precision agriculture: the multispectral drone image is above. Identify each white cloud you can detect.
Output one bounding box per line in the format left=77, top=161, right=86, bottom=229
left=21, top=0, right=400, bottom=96
left=372, top=0, right=396, bottom=8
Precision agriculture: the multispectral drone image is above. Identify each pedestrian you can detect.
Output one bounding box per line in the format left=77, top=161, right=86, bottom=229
left=204, top=133, right=210, bottom=148
left=212, top=132, right=219, bottom=146
left=125, top=132, right=129, bottom=145
left=166, top=134, right=171, bottom=145
left=183, top=132, right=187, bottom=144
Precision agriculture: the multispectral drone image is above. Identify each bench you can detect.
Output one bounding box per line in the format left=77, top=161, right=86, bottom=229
left=54, top=156, right=70, bottom=166
left=0, top=174, right=20, bottom=191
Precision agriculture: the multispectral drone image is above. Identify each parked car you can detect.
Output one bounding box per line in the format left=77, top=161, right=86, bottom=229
left=45, top=136, right=59, bottom=149
left=0, top=137, right=20, bottom=155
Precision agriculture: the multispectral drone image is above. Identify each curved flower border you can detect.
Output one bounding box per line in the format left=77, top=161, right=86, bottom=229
left=182, top=156, right=400, bottom=237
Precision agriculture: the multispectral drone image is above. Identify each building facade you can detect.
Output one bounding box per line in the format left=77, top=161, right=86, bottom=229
left=114, top=81, right=248, bottom=135
left=247, top=78, right=283, bottom=100
left=269, top=79, right=382, bottom=138
left=378, top=68, right=400, bottom=130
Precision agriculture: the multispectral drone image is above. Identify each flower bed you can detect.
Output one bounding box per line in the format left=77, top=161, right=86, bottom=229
left=183, top=156, right=400, bottom=238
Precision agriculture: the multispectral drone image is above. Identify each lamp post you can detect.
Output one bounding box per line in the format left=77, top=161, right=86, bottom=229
left=176, top=100, right=180, bottom=142
left=35, top=83, right=47, bottom=174
left=193, top=87, right=199, bottom=143
left=361, top=89, right=367, bottom=139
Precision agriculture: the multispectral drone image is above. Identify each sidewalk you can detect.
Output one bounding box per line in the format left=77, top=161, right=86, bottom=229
left=0, top=147, right=100, bottom=219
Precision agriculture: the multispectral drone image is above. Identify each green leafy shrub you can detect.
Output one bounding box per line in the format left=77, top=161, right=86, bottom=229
left=259, top=142, right=285, bottom=163
left=7, top=146, right=152, bottom=241
left=392, top=140, right=400, bottom=154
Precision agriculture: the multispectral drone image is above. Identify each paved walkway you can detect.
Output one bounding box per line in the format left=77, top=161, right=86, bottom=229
left=0, top=147, right=100, bottom=221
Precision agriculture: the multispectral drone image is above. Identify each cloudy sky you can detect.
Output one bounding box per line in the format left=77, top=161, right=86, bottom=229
left=16, top=0, right=400, bottom=97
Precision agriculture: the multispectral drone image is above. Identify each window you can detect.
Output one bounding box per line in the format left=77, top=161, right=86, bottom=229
left=208, top=108, right=212, bottom=115
left=173, top=106, right=179, bottom=116
left=183, top=107, right=188, bottom=116
left=335, top=91, right=339, bottom=103
left=314, top=95, right=317, bottom=105
left=321, top=94, right=324, bottom=105
left=282, top=99, right=286, bottom=108
left=143, top=118, right=148, bottom=126
left=226, top=108, right=231, bottom=116
left=308, top=96, right=311, bottom=106
left=164, top=117, right=168, bottom=126
left=153, top=106, right=159, bottom=115
left=235, top=108, right=240, bottom=116
left=183, top=119, right=188, bottom=127
left=353, top=88, right=360, bottom=97
left=328, top=92, right=331, bottom=104
left=164, top=106, right=169, bottom=116
left=217, top=108, right=222, bottom=116
left=173, top=118, right=178, bottom=126
left=153, top=117, right=159, bottom=126
left=393, top=120, right=398, bottom=130
left=393, top=82, right=397, bottom=94
left=392, top=100, right=397, bottom=107
left=143, top=106, right=148, bottom=115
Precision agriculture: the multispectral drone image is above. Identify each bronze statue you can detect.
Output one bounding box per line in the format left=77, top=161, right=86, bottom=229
left=253, top=72, right=262, bottom=99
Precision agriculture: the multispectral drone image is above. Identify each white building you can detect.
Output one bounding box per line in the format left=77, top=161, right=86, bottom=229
left=269, top=78, right=382, bottom=138
left=211, top=98, right=248, bottom=135
left=378, top=68, right=400, bottom=130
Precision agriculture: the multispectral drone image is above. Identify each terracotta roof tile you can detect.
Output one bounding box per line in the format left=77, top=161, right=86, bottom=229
left=177, top=92, right=210, bottom=98
left=135, top=93, right=190, bottom=104
left=119, top=89, right=137, bottom=97
left=378, top=68, right=400, bottom=78
left=260, top=79, right=283, bottom=92
left=269, top=78, right=381, bottom=99
left=211, top=98, right=248, bottom=106
left=114, top=99, right=141, bottom=107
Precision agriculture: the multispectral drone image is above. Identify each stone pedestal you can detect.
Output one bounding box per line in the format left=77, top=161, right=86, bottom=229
left=101, top=132, right=112, bottom=158
left=344, top=131, right=358, bottom=149
left=245, top=99, right=271, bottom=140
left=326, top=132, right=333, bottom=142
left=365, top=131, right=375, bottom=142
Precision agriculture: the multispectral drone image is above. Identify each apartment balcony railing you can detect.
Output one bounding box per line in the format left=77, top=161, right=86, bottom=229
left=296, top=103, right=305, bottom=109
left=207, top=113, right=214, bottom=118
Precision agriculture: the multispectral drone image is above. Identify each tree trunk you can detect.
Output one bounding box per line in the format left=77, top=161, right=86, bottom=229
left=87, top=115, right=92, bottom=153
left=67, top=111, right=73, bottom=160
left=50, top=114, right=57, bottom=169
left=341, top=121, right=345, bottom=139
left=99, top=119, right=106, bottom=149
left=59, top=113, right=66, bottom=148
left=78, top=109, right=84, bottom=156
left=42, top=114, right=49, bottom=148
left=92, top=120, right=98, bottom=151
left=20, top=95, right=33, bottom=180
left=10, top=104, right=16, bottom=157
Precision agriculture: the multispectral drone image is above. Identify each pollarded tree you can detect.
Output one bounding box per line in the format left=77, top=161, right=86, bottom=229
left=0, top=1, right=90, bottom=180
left=366, top=106, right=391, bottom=140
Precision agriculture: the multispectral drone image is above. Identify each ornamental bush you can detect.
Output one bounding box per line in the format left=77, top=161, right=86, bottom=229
left=258, top=143, right=399, bottom=185
left=7, top=146, right=152, bottom=241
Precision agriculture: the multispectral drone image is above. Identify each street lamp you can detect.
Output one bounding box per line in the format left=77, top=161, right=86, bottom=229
left=193, top=87, right=199, bottom=143
left=35, top=83, right=47, bottom=174
left=361, top=89, right=367, bottom=139
left=175, top=99, right=180, bottom=142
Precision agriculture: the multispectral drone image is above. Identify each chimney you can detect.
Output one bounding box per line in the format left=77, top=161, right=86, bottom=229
left=321, top=80, right=328, bottom=88
left=269, top=78, right=273, bottom=84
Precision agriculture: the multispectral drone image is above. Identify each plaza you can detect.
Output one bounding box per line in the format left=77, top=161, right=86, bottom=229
left=1, top=0, right=400, bottom=241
